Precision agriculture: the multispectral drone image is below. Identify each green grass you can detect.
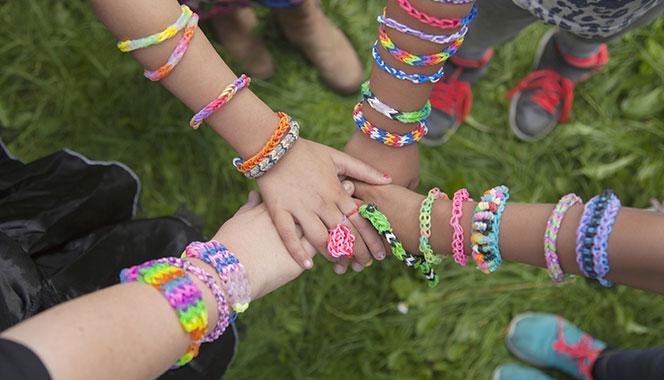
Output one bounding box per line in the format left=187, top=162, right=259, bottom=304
left=2, top=1, right=664, bottom=379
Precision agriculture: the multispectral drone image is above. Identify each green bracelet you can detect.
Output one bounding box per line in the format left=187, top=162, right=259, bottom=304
left=360, top=204, right=439, bottom=287
left=361, top=81, right=431, bottom=123
left=419, top=188, right=447, bottom=265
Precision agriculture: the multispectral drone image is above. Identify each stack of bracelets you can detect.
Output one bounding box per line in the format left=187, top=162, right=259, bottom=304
left=116, top=6, right=298, bottom=179
left=544, top=190, right=621, bottom=287
left=355, top=0, right=476, bottom=147
left=120, top=240, right=250, bottom=368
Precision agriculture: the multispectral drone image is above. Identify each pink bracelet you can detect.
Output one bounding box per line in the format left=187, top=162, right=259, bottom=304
left=190, top=75, right=251, bottom=130
left=396, top=0, right=470, bottom=29
left=544, top=194, right=583, bottom=283
left=144, top=13, right=199, bottom=81
left=450, top=188, right=473, bottom=266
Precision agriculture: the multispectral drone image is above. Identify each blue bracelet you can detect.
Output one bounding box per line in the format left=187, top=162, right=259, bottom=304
left=372, top=42, right=445, bottom=84
left=593, top=191, right=620, bottom=287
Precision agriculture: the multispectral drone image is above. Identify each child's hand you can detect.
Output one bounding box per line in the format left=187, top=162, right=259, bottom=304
left=345, top=130, right=420, bottom=189
left=213, top=191, right=316, bottom=300
left=256, top=139, right=391, bottom=272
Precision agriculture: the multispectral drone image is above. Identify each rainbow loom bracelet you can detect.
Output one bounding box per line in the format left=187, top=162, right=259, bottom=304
left=360, top=204, right=439, bottom=287
left=156, top=257, right=230, bottom=343
left=353, top=102, right=428, bottom=147
left=378, top=26, right=464, bottom=67
left=119, top=260, right=207, bottom=367
left=377, top=9, right=469, bottom=45
left=183, top=241, right=251, bottom=313
left=144, top=13, right=199, bottom=81
left=544, top=194, right=583, bottom=283
left=395, top=0, right=477, bottom=29
left=117, top=5, right=193, bottom=52
left=243, top=118, right=300, bottom=179
left=419, top=188, right=448, bottom=265
left=575, top=193, right=609, bottom=279
left=361, top=81, right=431, bottom=123
left=373, top=42, right=445, bottom=84
left=469, top=185, right=510, bottom=273
left=431, top=0, right=475, bottom=4
left=593, top=191, right=620, bottom=287
left=450, top=188, right=473, bottom=266
left=232, top=112, right=295, bottom=174
left=190, top=75, right=251, bottom=130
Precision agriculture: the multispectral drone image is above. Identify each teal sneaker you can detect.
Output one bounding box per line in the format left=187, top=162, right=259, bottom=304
left=492, top=364, right=556, bottom=380
left=505, top=313, right=607, bottom=380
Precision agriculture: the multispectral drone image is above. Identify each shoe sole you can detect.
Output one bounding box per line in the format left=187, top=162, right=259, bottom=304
left=505, top=313, right=551, bottom=368
left=420, top=120, right=462, bottom=147
left=509, top=29, right=559, bottom=142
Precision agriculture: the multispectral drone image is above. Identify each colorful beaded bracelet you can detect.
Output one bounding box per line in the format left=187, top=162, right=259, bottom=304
left=378, top=26, right=464, bottom=67
left=155, top=257, right=230, bottom=343
left=395, top=0, right=477, bottom=29
left=431, top=0, right=475, bottom=4
left=190, top=75, right=251, bottom=130
left=360, top=203, right=439, bottom=287
left=353, top=102, right=428, bottom=148
left=361, top=81, right=431, bottom=123
left=119, top=260, right=207, bottom=367
left=144, top=13, right=199, bottom=81
left=450, top=188, right=473, bottom=266
left=419, top=188, right=448, bottom=265
left=232, top=112, right=296, bottom=174
left=243, top=118, right=300, bottom=179
left=373, top=43, right=445, bottom=84
left=182, top=241, right=252, bottom=314
left=117, top=5, right=193, bottom=52
left=377, top=9, right=469, bottom=45
left=544, top=194, right=583, bottom=283
left=575, top=193, right=609, bottom=279
left=469, top=185, right=510, bottom=274
left=593, top=191, right=620, bottom=287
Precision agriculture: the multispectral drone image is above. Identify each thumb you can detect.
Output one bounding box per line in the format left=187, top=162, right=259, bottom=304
left=331, top=150, right=392, bottom=185
left=342, top=180, right=355, bottom=196
left=236, top=190, right=261, bottom=214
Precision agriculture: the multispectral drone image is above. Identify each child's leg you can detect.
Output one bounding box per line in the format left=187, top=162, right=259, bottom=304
left=593, top=347, right=664, bottom=380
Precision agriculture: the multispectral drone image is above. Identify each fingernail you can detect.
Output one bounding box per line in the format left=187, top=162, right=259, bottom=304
left=343, top=181, right=352, bottom=192
left=351, top=262, right=364, bottom=272
left=334, top=264, right=346, bottom=274
left=365, top=260, right=373, bottom=267
left=377, top=251, right=386, bottom=260
left=303, top=259, right=313, bottom=270
left=383, top=174, right=391, bottom=180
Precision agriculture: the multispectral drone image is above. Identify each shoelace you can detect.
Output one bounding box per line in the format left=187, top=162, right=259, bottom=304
left=551, top=317, right=603, bottom=380
left=506, top=70, right=575, bottom=123
left=430, top=67, right=472, bottom=122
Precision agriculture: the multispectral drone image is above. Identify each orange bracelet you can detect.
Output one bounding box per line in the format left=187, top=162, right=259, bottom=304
left=233, top=112, right=291, bottom=173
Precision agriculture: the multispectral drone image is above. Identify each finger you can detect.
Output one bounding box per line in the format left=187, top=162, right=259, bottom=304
left=350, top=181, right=374, bottom=201
left=330, top=150, right=391, bottom=185
left=334, top=257, right=350, bottom=275
left=295, top=213, right=332, bottom=260
left=299, top=236, right=317, bottom=259
left=351, top=257, right=372, bottom=273
left=321, top=204, right=372, bottom=266
left=340, top=197, right=387, bottom=262
left=236, top=191, right=262, bottom=214
left=342, top=180, right=355, bottom=196
left=274, top=210, right=313, bottom=270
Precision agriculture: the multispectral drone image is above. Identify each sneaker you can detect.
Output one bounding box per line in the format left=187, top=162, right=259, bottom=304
left=492, top=364, right=556, bottom=380
left=507, top=30, right=608, bottom=141
left=505, top=313, right=607, bottom=380
left=423, top=49, right=493, bottom=146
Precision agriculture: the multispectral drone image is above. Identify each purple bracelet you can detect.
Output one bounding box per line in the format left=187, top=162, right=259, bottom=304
left=431, top=0, right=475, bottom=3
left=183, top=241, right=251, bottom=313
left=593, top=191, right=620, bottom=287
left=157, top=257, right=231, bottom=343
left=544, top=194, right=583, bottom=283
left=576, top=196, right=600, bottom=278
left=377, top=11, right=468, bottom=45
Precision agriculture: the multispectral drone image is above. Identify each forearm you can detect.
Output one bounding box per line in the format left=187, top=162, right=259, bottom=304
left=381, top=192, right=664, bottom=294
left=90, top=0, right=276, bottom=157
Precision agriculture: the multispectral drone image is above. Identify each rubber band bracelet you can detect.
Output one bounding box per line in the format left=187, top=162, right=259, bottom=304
left=377, top=9, right=469, bottom=45
left=592, top=191, right=620, bottom=287
left=145, top=13, right=199, bottom=81
left=431, top=0, right=475, bottom=4
left=395, top=0, right=477, bottom=29
left=373, top=42, right=445, bottom=84
left=469, top=185, right=509, bottom=273
left=232, top=112, right=293, bottom=173
left=450, top=188, right=473, bottom=266
left=419, top=188, right=448, bottom=265
left=360, top=203, right=439, bottom=287
left=575, top=193, right=609, bottom=279
left=243, top=118, right=299, bottom=179
left=544, top=194, right=583, bottom=283
left=190, top=75, right=251, bottom=130
left=119, top=260, right=207, bottom=367
left=117, top=5, right=193, bottom=52
left=379, top=26, right=464, bottom=67
left=361, top=81, right=431, bottom=123
left=353, top=102, right=428, bottom=148
left=155, top=257, right=230, bottom=343
left=183, top=241, right=251, bottom=314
